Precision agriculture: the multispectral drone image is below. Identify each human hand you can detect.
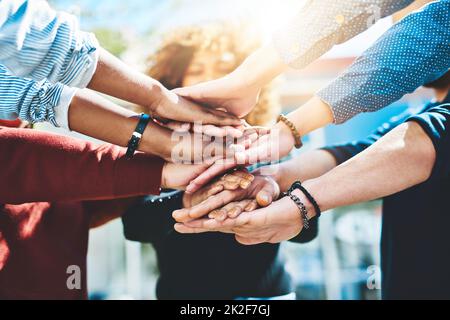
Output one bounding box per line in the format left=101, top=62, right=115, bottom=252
left=173, top=72, right=261, bottom=118
left=160, top=160, right=258, bottom=191
left=184, top=123, right=294, bottom=193
left=161, top=121, right=245, bottom=139
left=173, top=170, right=280, bottom=223
left=175, top=189, right=309, bottom=245
left=173, top=45, right=288, bottom=118
left=181, top=169, right=255, bottom=209
left=149, top=87, right=243, bottom=131
left=165, top=125, right=258, bottom=164
left=233, top=121, right=295, bottom=164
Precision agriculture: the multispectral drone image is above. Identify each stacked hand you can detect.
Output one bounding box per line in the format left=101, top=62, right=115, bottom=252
left=146, top=85, right=250, bottom=163
left=152, top=47, right=297, bottom=193
left=174, top=169, right=279, bottom=222
left=184, top=123, right=296, bottom=193
left=171, top=170, right=307, bottom=245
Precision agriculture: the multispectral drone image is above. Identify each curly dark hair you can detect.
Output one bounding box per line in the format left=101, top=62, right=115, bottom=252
left=144, top=23, right=281, bottom=126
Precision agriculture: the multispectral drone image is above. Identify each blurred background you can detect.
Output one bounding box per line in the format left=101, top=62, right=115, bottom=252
left=45, top=0, right=434, bottom=300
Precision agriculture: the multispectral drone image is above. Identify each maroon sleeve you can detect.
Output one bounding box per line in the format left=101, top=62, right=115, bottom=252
left=0, top=127, right=164, bottom=204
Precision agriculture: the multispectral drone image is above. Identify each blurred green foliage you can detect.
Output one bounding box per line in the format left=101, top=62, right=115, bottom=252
left=93, top=28, right=128, bottom=57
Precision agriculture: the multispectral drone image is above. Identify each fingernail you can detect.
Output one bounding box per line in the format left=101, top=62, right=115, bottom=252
left=229, top=208, right=241, bottom=218
left=209, top=210, right=219, bottom=219
left=216, top=212, right=227, bottom=222
left=240, top=180, right=251, bottom=189
left=208, top=185, right=223, bottom=196
left=224, top=182, right=239, bottom=190
left=246, top=175, right=255, bottom=182
left=186, top=184, right=195, bottom=194
left=173, top=211, right=183, bottom=220
left=261, top=195, right=270, bottom=203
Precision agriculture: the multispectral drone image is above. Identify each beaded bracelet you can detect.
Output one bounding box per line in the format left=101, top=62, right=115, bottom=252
left=277, top=114, right=303, bottom=149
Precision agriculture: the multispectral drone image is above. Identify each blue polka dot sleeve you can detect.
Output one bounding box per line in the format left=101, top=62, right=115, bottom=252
left=318, top=0, right=450, bottom=124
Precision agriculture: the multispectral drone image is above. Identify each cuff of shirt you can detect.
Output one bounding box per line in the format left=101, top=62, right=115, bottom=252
left=320, top=147, right=351, bottom=166
left=317, top=85, right=357, bottom=125
left=53, top=86, right=78, bottom=130
left=62, top=32, right=100, bottom=89
left=114, top=153, right=165, bottom=197
left=406, top=105, right=450, bottom=181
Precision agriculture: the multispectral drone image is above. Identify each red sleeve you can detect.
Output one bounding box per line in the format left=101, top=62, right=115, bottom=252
left=0, top=127, right=164, bottom=204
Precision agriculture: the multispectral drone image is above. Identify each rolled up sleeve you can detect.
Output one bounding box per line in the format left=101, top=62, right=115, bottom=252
left=0, top=0, right=99, bottom=88
left=0, top=64, right=76, bottom=128
left=407, top=104, right=450, bottom=181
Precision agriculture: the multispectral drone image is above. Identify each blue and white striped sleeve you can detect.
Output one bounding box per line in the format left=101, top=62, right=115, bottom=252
left=0, top=64, right=76, bottom=128
left=0, top=0, right=99, bottom=88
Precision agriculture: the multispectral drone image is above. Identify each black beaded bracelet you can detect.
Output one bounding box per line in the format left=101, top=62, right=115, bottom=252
left=126, top=113, right=151, bottom=160
left=288, top=181, right=322, bottom=218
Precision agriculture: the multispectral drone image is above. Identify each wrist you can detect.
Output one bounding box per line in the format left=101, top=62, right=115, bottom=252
left=291, top=189, right=315, bottom=220
left=272, top=164, right=287, bottom=191
left=146, top=79, right=169, bottom=115
left=300, top=178, right=324, bottom=217
left=288, top=97, right=334, bottom=137
left=161, top=162, right=169, bottom=189
left=274, top=121, right=296, bottom=154
left=140, top=121, right=172, bottom=160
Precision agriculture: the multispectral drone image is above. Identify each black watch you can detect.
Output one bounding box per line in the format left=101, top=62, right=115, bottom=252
left=126, top=114, right=151, bottom=159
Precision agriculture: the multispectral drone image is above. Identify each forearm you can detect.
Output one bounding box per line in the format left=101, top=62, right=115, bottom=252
left=303, top=121, right=436, bottom=213
left=273, top=150, right=338, bottom=192
left=87, top=48, right=167, bottom=111
left=232, top=45, right=289, bottom=90
left=0, top=127, right=164, bottom=204
left=285, top=96, right=334, bottom=137
left=68, top=89, right=172, bottom=159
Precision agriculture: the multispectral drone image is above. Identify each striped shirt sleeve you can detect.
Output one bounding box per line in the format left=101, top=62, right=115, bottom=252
left=0, top=0, right=99, bottom=88
left=0, top=64, right=76, bottom=128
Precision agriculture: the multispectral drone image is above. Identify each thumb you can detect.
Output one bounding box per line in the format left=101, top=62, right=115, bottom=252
left=173, top=86, right=204, bottom=100
left=255, top=179, right=279, bottom=207
left=256, top=189, right=274, bottom=207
